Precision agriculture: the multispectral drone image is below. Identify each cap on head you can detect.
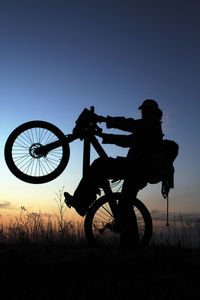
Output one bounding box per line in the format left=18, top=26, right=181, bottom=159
left=138, top=99, right=159, bottom=110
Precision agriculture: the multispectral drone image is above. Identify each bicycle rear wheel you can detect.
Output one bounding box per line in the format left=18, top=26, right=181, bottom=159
left=5, top=120, right=70, bottom=184
left=84, top=193, right=153, bottom=248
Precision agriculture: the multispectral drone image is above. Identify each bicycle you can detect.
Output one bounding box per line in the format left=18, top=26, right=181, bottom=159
left=4, top=107, right=153, bottom=248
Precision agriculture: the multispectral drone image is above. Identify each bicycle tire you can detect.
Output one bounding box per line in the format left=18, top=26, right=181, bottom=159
left=4, top=120, right=70, bottom=184
left=84, top=193, right=153, bottom=248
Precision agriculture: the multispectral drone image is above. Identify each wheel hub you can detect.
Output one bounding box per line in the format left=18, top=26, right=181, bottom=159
left=29, top=143, right=44, bottom=158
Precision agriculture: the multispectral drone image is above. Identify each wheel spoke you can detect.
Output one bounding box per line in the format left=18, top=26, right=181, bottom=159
left=34, top=127, right=39, bottom=143
left=5, top=121, right=70, bottom=184
left=12, top=153, right=30, bottom=163
left=23, top=130, right=34, bottom=144
left=15, top=137, right=30, bottom=148
left=9, top=126, right=65, bottom=178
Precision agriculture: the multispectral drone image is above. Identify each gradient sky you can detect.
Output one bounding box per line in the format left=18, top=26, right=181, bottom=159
left=1, top=0, right=200, bottom=223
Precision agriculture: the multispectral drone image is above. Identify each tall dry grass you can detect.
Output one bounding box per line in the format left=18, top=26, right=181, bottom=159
left=0, top=188, right=85, bottom=245
left=152, top=215, right=200, bottom=248
left=0, top=189, right=200, bottom=249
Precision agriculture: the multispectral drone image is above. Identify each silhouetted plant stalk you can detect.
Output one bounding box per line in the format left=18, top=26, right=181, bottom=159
left=0, top=189, right=84, bottom=244
left=54, top=186, right=75, bottom=241
left=0, top=189, right=199, bottom=248
left=152, top=215, right=200, bottom=248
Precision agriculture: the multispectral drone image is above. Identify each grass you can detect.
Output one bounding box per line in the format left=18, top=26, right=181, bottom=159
left=0, top=188, right=85, bottom=246
left=152, top=215, right=200, bottom=249
left=0, top=190, right=200, bottom=299
left=1, top=193, right=200, bottom=249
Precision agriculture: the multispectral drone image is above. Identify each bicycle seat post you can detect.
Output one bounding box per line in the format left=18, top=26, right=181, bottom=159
left=82, top=106, right=95, bottom=177
left=102, top=179, right=112, bottom=196
left=102, top=179, right=119, bottom=220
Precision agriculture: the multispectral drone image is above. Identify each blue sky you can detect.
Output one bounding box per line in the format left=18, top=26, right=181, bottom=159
left=1, top=0, right=200, bottom=221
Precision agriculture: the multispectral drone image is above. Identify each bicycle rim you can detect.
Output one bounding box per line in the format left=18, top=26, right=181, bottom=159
left=84, top=193, right=153, bottom=248
left=5, top=121, right=70, bottom=184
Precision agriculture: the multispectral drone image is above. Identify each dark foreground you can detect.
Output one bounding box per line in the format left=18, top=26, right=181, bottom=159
left=0, top=243, right=200, bottom=299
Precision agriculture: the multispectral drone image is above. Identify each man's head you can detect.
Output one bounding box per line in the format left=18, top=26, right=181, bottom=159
left=138, top=99, right=159, bottom=110
left=138, top=99, right=162, bottom=121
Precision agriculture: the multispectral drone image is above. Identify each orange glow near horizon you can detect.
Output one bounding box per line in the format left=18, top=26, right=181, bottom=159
left=0, top=197, right=83, bottom=228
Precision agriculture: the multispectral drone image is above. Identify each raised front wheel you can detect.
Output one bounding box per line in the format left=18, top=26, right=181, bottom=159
left=4, top=121, right=70, bottom=184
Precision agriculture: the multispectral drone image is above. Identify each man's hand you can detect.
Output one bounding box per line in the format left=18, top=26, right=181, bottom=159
left=95, top=131, right=107, bottom=138
left=96, top=115, right=107, bottom=123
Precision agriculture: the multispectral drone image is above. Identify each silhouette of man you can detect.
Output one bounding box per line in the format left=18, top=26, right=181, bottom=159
left=64, top=99, right=164, bottom=247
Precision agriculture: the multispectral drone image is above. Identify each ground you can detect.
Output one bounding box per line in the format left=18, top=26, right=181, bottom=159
left=0, top=243, right=200, bottom=299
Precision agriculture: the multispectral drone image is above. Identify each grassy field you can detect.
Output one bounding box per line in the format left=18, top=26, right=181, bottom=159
left=0, top=241, right=200, bottom=299
left=0, top=193, right=200, bottom=299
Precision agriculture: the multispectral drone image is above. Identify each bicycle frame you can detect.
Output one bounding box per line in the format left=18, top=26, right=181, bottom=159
left=82, top=133, right=119, bottom=219
left=5, top=106, right=152, bottom=246
left=35, top=107, right=107, bottom=173
left=79, top=107, right=119, bottom=219
left=35, top=106, right=119, bottom=218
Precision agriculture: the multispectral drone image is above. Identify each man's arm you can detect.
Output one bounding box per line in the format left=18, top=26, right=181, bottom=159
left=97, top=132, right=134, bottom=148
left=97, top=115, right=136, bottom=133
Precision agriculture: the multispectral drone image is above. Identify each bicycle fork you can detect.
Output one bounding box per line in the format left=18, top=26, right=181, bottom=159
left=102, top=179, right=119, bottom=221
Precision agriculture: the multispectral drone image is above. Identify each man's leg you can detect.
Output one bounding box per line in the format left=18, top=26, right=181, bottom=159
left=119, top=178, right=140, bottom=249
left=65, top=157, right=125, bottom=216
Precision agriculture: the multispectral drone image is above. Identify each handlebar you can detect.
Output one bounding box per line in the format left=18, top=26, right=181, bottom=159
left=73, top=108, right=103, bottom=140
left=34, top=108, right=104, bottom=156
left=75, top=108, right=98, bottom=125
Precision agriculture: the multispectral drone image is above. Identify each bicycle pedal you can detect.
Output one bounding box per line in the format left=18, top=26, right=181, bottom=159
left=64, top=192, right=72, bottom=208
left=66, top=201, right=71, bottom=208
left=97, top=188, right=101, bottom=196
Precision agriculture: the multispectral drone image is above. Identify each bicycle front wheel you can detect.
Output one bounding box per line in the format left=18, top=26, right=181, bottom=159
left=84, top=193, right=153, bottom=248
left=4, top=121, right=70, bottom=184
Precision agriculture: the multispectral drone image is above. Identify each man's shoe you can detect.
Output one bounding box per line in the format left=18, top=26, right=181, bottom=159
left=64, top=192, right=73, bottom=208
left=64, top=192, right=87, bottom=217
